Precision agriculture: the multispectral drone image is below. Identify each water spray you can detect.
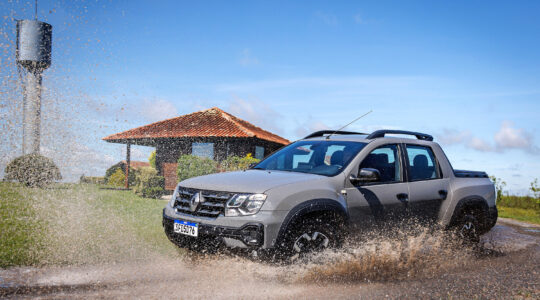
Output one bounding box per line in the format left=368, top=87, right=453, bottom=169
left=15, top=0, right=52, bottom=154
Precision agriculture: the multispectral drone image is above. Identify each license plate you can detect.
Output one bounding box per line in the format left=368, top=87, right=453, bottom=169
left=173, top=220, right=198, bottom=237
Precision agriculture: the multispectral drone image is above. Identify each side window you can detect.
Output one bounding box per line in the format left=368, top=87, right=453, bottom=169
left=359, top=144, right=401, bottom=183
left=406, top=145, right=440, bottom=181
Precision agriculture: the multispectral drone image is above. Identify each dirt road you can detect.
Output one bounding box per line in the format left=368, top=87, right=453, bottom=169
left=1, top=219, right=538, bottom=299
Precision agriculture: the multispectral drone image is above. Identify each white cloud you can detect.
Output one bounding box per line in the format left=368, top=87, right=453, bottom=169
left=40, top=142, right=116, bottom=181
left=239, top=49, right=259, bottom=67
left=494, top=121, right=538, bottom=153
left=139, top=99, right=178, bottom=122
left=216, top=75, right=434, bottom=94
left=438, top=121, right=538, bottom=154
left=468, top=137, right=494, bottom=152
left=354, top=14, right=366, bottom=24
left=437, top=129, right=472, bottom=145
left=294, top=120, right=331, bottom=139
left=120, top=146, right=151, bottom=161
left=226, top=97, right=283, bottom=135
left=437, top=129, right=493, bottom=152
left=314, top=11, right=338, bottom=26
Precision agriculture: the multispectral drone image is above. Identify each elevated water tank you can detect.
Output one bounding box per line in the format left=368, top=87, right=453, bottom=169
left=16, top=19, right=52, bottom=70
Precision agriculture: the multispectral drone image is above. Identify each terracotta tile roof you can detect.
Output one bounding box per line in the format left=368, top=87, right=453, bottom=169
left=120, top=161, right=150, bottom=169
left=103, top=107, right=290, bottom=145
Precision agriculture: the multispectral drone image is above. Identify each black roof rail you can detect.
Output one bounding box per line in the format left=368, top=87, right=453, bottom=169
left=304, top=130, right=367, bottom=139
left=366, top=130, right=433, bottom=141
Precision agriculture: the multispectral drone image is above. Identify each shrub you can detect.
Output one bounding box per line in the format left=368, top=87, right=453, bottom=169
left=4, top=154, right=62, bottom=187
left=489, top=176, right=506, bottom=201
left=220, top=153, right=260, bottom=172
left=177, top=155, right=218, bottom=182
left=531, top=178, right=540, bottom=199
left=498, top=195, right=539, bottom=211
left=79, top=175, right=105, bottom=184
left=149, top=151, right=156, bottom=169
left=108, top=169, right=126, bottom=187
left=133, top=167, right=165, bottom=198
left=105, top=162, right=135, bottom=186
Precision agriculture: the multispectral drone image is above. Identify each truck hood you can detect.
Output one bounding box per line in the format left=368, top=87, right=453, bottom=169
left=179, top=170, right=325, bottom=194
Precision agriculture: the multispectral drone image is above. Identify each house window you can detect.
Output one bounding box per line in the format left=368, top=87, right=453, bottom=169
left=255, top=146, right=265, bottom=160
left=192, top=142, right=214, bottom=159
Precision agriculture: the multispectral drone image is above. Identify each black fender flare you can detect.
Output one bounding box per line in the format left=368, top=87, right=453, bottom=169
left=274, top=199, right=349, bottom=248
left=448, top=195, right=490, bottom=229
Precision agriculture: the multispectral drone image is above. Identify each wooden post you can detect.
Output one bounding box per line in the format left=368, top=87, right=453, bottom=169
left=125, top=143, right=131, bottom=188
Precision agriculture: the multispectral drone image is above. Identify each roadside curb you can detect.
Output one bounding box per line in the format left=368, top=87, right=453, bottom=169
left=498, top=217, right=540, bottom=228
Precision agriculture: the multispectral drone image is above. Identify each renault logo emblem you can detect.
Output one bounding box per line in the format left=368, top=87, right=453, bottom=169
left=189, top=192, right=203, bottom=212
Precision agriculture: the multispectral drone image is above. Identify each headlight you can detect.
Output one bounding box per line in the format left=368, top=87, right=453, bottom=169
left=169, top=186, right=179, bottom=208
left=225, top=193, right=267, bottom=216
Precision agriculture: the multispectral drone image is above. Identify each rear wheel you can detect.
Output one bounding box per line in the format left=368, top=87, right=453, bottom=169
left=455, top=213, right=481, bottom=244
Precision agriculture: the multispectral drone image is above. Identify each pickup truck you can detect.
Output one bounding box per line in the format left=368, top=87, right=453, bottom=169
left=163, top=129, right=498, bottom=259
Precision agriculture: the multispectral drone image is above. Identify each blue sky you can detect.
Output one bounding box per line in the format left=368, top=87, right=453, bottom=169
left=1, top=0, right=539, bottom=194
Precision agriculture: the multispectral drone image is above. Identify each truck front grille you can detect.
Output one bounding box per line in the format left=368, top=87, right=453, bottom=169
left=173, top=188, right=233, bottom=218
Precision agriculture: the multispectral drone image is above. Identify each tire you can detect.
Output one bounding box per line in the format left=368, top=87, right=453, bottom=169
left=279, top=217, right=342, bottom=261
left=454, top=213, right=481, bottom=244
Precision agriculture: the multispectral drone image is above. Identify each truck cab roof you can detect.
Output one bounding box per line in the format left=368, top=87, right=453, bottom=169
left=302, top=129, right=435, bottom=144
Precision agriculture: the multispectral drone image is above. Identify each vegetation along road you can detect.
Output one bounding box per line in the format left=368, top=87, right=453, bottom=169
left=0, top=183, right=538, bottom=299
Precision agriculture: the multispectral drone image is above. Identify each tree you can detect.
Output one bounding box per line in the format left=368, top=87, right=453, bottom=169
left=220, top=153, right=260, bottom=171
left=489, top=176, right=506, bottom=200
left=133, top=166, right=164, bottom=198
left=149, top=150, right=156, bottom=169
left=177, top=155, right=218, bottom=182
left=108, top=168, right=126, bottom=187
left=531, top=178, right=540, bottom=199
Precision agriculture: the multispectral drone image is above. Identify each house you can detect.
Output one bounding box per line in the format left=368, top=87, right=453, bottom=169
left=115, top=160, right=150, bottom=170
left=103, top=107, right=290, bottom=190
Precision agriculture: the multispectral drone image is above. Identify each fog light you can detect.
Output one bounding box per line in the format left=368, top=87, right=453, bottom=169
left=241, top=225, right=263, bottom=246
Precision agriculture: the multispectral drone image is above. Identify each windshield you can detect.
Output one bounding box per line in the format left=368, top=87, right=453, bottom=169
left=253, top=140, right=367, bottom=176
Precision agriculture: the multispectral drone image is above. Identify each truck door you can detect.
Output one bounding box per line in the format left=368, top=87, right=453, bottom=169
left=403, top=144, right=450, bottom=222
left=344, top=144, right=410, bottom=228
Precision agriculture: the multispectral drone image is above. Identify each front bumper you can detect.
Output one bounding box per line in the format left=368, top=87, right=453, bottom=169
left=163, top=209, right=265, bottom=248
left=163, top=204, right=287, bottom=249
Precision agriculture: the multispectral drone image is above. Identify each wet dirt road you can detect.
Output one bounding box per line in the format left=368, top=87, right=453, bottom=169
left=1, top=219, right=539, bottom=299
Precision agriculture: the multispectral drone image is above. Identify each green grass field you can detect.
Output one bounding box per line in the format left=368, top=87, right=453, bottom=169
left=2, top=182, right=539, bottom=267
left=0, top=182, right=179, bottom=268
left=498, top=206, right=540, bottom=225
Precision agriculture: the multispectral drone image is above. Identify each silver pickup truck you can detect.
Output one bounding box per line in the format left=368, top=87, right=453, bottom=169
left=163, top=130, right=498, bottom=259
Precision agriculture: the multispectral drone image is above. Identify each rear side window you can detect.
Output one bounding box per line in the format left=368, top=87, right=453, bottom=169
left=405, top=145, right=441, bottom=181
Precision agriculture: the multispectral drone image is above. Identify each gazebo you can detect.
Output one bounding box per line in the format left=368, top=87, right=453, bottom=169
left=103, top=107, right=290, bottom=190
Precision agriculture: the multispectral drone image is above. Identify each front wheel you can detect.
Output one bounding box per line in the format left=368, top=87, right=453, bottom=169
left=280, top=218, right=342, bottom=261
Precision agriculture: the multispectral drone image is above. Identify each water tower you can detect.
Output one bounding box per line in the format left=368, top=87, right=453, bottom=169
left=16, top=19, right=52, bottom=154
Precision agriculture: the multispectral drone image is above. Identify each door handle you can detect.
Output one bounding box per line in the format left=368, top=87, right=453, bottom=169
left=438, top=189, right=448, bottom=200
left=396, top=193, right=409, bottom=204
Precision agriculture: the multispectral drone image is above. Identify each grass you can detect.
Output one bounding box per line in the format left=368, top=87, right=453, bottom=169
left=498, top=206, right=540, bottom=225
left=2, top=182, right=539, bottom=267
left=0, top=183, right=45, bottom=267
left=0, top=182, right=178, bottom=268
left=498, top=195, right=539, bottom=210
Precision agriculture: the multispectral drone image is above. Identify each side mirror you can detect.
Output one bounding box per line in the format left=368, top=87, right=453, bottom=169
left=350, top=168, right=381, bottom=184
